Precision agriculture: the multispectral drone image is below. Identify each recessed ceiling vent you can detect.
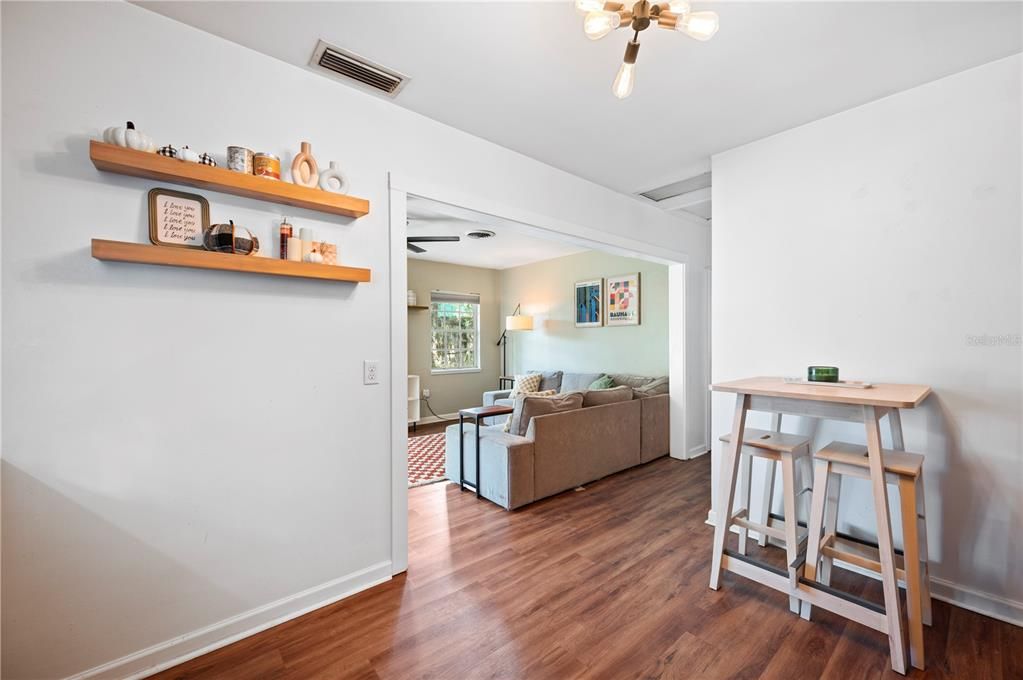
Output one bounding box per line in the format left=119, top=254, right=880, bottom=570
left=465, top=229, right=496, bottom=240
left=309, top=40, right=409, bottom=98
left=639, top=172, right=712, bottom=202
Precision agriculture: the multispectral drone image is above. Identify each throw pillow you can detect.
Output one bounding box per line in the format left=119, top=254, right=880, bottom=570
left=582, top=385, right=633, bottom=407
left=509, top=373, right=542, bottom=397
left=526, top=369, right=564, bottom=392
left=503, top=390, right=557, bottom=432
left=508, top=391, right=584, bottom=437
left=608, top=373, right=657, bottom=389
left=588, top=374, right=615, bottom=390
left=633, top=376, right=669, bottom=398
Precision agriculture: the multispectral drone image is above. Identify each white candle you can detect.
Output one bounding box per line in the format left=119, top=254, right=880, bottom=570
left=287, top=238, right=303, bottom=262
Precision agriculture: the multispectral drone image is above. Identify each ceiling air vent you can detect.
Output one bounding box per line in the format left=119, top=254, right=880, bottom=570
left=639, top=172, right=712, bottom=202
left=309, top=40, right=409, bottom=98
left=465, top=229, right=496, bottom=240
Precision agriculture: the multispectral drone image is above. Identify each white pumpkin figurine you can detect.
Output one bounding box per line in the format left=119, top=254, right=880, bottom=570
left=304, top=250, right=324, bottom=264
left=178, top=146, right=200, bottom=163
left=102, top=121, right=156, bottom=152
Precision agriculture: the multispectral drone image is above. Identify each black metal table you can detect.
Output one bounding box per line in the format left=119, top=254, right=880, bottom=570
left=458, top=405, right=514, bottom=498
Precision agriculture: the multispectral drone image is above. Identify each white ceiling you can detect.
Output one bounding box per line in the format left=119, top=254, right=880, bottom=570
left=406, top=196, right=587, bottom=269
left=139, top=1, right=1022, bottom=199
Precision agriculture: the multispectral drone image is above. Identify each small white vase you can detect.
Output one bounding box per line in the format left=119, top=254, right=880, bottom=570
left=318, top=161, right=349, bottom=194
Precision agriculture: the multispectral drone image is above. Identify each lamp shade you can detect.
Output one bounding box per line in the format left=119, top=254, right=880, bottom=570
left=505, top=314, right=534, bottom=331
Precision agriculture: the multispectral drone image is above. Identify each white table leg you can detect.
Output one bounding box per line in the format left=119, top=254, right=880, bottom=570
left=756, top=413, right=783, bottom=547
left=892, top=407, right=933, bottom=625
left=889, top=408, right=906, bottom=451
left=737, top=450, right=752, bottom=556
left=865, top=406, right=908, bottom=674
left=899, top=475, right=926, bottom=670
left=757, top=459, right=776, bottom=548
left=801, top=457, right=831, bottom=620
left=780, top=452, right=802, bottom=614
left=710, top=393, right=750, bottom=590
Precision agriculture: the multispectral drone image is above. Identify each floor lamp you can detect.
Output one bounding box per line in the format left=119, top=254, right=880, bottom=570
left=497, top=304, right=534, bottom=378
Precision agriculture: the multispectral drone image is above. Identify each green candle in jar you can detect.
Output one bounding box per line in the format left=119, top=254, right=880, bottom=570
left=807, top=366, right=840, bottom=382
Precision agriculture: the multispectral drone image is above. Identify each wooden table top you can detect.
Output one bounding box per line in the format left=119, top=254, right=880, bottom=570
left=711, top=376, right=931, bottom=409
left=459, top=405, right=515, bottom=417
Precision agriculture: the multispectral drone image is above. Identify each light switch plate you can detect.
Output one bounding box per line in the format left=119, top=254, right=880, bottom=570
left=364, top=360, right=379, bottom=385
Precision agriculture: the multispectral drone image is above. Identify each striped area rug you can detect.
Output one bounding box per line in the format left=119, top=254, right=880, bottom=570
left=408, top=432, right=447, bottom=487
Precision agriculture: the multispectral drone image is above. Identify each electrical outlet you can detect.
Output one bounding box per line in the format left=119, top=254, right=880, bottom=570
left=423, top=388, right=431, bottom=398
left=363, top=360, right=379, bottom=385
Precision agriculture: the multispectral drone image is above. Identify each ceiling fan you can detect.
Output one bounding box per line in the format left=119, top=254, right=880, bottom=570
left=406, top=218, right=460, bottom=253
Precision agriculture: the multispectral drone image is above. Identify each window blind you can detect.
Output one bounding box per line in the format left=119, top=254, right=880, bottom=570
left=430, top=290, right=481, bottom=305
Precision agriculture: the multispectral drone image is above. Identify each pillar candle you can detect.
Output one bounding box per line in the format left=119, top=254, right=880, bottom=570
left=287, top=238, right=303, bottom=262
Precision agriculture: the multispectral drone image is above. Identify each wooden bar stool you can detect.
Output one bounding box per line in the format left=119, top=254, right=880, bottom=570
left=802, top=440, right=932, bottom=670
left=719, top=428, right=812, bottom=613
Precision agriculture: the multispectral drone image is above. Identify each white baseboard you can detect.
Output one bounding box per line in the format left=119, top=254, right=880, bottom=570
left=415, top=413, right=457, bottom=426
left=703, top=508, right=1022, bottom=626
left=687, top=445, right=710, bottom=459
left=67, top=561, right=393, bottom=680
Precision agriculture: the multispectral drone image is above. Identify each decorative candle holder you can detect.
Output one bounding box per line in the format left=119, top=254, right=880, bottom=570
left=807, top=366, right=840, bottom=382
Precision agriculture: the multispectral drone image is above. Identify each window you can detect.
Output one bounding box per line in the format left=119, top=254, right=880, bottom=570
left=430, top=291, right=481, bottom=373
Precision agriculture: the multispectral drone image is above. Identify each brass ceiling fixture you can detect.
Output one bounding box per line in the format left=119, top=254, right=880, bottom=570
left=576, top=0, right=719, bottom=99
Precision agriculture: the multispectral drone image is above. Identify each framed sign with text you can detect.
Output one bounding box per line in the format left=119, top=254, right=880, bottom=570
left=148, top=188, right=209, bottom=249
left=606, top=272, right=640, bottom=326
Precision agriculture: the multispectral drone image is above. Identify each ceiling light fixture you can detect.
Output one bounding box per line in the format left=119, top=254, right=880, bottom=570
left=576, top=0, right=719, bottom=99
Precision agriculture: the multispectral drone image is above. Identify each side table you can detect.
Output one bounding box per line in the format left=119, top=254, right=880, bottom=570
left=458, top=405, right=515, bottom=498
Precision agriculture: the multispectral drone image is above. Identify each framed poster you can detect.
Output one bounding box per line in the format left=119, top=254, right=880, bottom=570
left=148, top=188, right=209, bottom=249
left=606, top=272, right=640, bottom=326
left=575, top=278, right=603, bottom=327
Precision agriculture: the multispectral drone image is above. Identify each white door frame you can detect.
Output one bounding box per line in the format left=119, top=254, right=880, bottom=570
left=388, top=172, right=702, bottom=575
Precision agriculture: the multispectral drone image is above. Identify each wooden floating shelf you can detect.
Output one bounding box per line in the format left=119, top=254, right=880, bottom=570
left=89, top=141, right=369, bottom=219
left=92, top=240, right=371, bottom=283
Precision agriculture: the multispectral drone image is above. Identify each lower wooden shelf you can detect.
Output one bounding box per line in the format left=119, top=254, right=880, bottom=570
left=91, top=239, right=371, bottom=283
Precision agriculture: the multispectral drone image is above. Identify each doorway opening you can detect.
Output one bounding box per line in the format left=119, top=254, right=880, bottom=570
left=388, top=181, right=700, bottom=574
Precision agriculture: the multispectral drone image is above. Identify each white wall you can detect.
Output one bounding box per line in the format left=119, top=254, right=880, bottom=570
left=711, top=55, right=1022, bottom=623
left=0, top=3, right=709, bottom=678
left=499, top=250, right=669, bottom=378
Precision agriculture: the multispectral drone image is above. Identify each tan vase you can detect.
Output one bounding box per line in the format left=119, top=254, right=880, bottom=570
left=290, top=141, right=320, bottom=188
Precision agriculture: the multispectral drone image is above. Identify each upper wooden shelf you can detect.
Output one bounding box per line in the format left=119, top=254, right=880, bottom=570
left=92, top=239, right=371, bottom=283
left=89, top=141, right=369, bottom=219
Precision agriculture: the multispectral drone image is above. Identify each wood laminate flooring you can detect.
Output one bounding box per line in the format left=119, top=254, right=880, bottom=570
left=152, top=456, right=1021, bottom=679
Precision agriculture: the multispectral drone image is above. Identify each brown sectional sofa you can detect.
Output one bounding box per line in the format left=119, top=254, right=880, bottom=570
left=445, top=392, right=669, bottom=509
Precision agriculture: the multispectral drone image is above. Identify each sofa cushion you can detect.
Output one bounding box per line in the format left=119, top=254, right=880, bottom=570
left=503, top=390, right=557, bottom=432
left=560, top=372, right=605, bottom=393
left=588, top=374, right=615, bottom=390
left=509, top=373, right=542, bottom=397
left=582, top=384, right=633, bottom=407
left=633, top=376, right=670, bottom=398
left=526, top=370, right=564, bottom=392
left=508, top=391, right=584, bottom=437
left=609, top=373, right=659, bottom=389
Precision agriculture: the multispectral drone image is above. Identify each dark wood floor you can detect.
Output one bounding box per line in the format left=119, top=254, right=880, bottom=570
left=408, top=419, right=454, bottom=438
left=152, top=456, right=1020, bottom=679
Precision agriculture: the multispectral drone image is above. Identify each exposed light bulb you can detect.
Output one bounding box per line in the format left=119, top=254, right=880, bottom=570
left=575, top=0, right=605, bottom=13
left=668, top=0, right=691, bottom=15
left=583, top=11, right=621, bottom=40
left=612, top=62, right=635, bottom=99
left=677, top=10, right=719, bottom=40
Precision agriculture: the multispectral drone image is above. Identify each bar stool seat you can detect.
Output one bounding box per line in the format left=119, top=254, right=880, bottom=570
left=804, top=440, right=932, bottom=670
left=719, top=428, right=812, bottom=613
